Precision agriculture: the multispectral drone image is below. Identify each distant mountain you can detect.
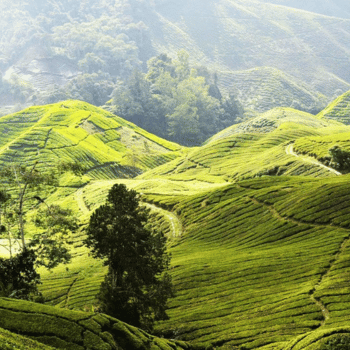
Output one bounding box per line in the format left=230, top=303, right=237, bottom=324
left=148, top=0, right=350, bottom=111
left=1, top=0, right=350, bottom=116
left=258, top=0, right=350, bottom=18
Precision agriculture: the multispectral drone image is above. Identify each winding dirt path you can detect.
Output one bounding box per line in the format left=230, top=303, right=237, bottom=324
left=75, top=186, right=89, bottom=214
left=286, top=144, right=341, bottom=176
left=143, top=203, right=183, bottom=238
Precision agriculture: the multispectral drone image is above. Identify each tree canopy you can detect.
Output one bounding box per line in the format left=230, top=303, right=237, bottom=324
left=84, top=183, right=173, bottom=331
left=111, top=51, right=243, bottom=146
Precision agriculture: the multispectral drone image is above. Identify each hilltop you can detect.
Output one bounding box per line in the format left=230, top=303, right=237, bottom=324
left=0, top=100, right=183, bottom=182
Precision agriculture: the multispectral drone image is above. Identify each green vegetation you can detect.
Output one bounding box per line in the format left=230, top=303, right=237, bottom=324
left=0, top=100, right=183, bottom=182
left=2, top=98, right=350, bottom=349
left=1, top=0, right=350, bottom=117
left=0, top=297, right=208, bottom=350
left=110, top=52, right=243, bottom=146
left=318, top=90, right=350, bottom=125
left=85, top=184, right=173, bottom=331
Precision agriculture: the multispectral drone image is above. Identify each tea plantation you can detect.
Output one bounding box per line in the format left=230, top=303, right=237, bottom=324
left=2, top=99, right=350, bottom=349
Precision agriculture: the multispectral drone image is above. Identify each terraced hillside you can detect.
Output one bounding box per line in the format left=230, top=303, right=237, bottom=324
left=3, top=101, right=350, bottom=349
left=139, top=108, right=348, bottom=182
left=2, top=0, right=350, bottom=115
left=218, top=67, right=327, bottom=113
left=0, top=100, right=183, bottom=181
left=140, top=175, right=350, bottom=349
left=318, top=90, right=350, bottom=125
left=0, top=298, right=206, bottom=350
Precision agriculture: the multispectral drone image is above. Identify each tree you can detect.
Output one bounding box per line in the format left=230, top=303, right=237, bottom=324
left=84, top=184, right=173, bottom=331
left=329, top=145, right=350, bottom=171
left=0, top=161, right=78, bottom=299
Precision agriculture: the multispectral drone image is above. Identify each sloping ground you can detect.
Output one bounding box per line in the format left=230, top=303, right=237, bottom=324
left=149, top=0, right=350, bottom=110
left=218, top=67, right=329, bottom=113
left=258, top=0, right=350, bottom=19
left=141, top=175, right=350, bottom=349
left=39, top=178, right=226, bottom=310
left=139, top=109, right=344, bottom=183
left=293, top=131, right=350, bottom=166
left=0, top=326, right=53, bottom=350
left=0, top=100, right=183, bottom=180
left=317, top=90, right=350, bottom=125
left=0, top=298, right=207, bottom=350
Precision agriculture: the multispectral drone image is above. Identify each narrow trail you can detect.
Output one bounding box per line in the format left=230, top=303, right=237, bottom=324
left=65, top=274, right=80, bottom=308
left=75, top=186, right=90, bottom=214
left=143, top=203, right=183, bottom=238
left=249, top=195, right=350, bottom=330
left=286, top=143, right=341, bottom=176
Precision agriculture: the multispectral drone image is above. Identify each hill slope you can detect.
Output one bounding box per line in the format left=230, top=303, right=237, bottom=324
left=139, top=108, right=348, bottom=182
left=0, top=100, right=183, bottom=181
left=317, top=90, right=350, bottom=125
left=0, top=298, right=206, bottom=350
left=3, top=102, right=350, bottom=349
left=147, top=0, right=350, bottom=110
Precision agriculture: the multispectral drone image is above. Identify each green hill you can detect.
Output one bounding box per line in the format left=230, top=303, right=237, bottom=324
left=0, top=100, right=183, bottom=182
left=0, top=298, right=206, bottom=350
left=138, top=108, right=346, bottom=182
left=317, top=90, right=350, bottom=125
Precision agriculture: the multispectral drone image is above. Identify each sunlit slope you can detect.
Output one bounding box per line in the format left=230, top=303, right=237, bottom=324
left=39, top=174, right=350, bottom=349
left=318, top=90, right=350, bottom=125
left=294, top=131, right=350, bottom=166
left=0, top=100, right=183, bottom=180
left=0, top=298, right=206, bottom=350
left=39, top=178, right=227, bottom=310
left=142, top=175, right=350, bottom=349
left=139, top=108, right=345, bottom=182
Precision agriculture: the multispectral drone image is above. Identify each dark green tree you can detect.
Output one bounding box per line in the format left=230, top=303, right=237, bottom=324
left=329, top=145, right=350, bottom=171
left=84, top=183, right=173, bottom=331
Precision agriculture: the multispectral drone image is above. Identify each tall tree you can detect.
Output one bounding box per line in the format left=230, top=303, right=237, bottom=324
left=84, top=183, right=173, bottom=331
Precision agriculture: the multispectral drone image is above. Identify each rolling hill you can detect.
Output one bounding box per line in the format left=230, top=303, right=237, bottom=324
left=3, top=99, right=350, bottom=349
left=317, top=90, right=350, bottom=125
left=0, top=100, right=183, bottom=182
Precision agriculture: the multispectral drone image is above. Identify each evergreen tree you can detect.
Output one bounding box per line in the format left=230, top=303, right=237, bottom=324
left=84, top=184, right=173, bottom=331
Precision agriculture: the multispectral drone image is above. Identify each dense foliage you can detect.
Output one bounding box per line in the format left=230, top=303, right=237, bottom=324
left=84, top=184, right=173, bottom=331
left=110, top=52, right=243, bottom=145
left=0, top=249, right=40, bottom=300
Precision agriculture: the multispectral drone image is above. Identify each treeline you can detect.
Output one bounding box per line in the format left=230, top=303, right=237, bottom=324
left=109, top=51, right=243, bottom=146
